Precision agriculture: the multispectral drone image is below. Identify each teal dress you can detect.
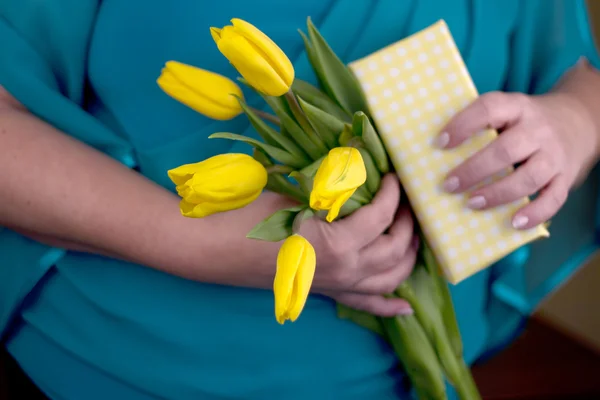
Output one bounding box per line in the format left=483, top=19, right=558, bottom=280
left=1, top=1, right=599, bottom=399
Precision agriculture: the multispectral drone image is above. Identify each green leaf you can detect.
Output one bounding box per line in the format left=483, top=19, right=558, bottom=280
left=299, top=156, right=325, bottom=179
left=336, top=303, right=384, bottom=336
left=380, top=315, right=447, bottom=400
left=305, top=17, right=371, bottom=116
left=297, top=96, right=343, bottom=149
left=299, top=30, right=327, bottom=93
left=352, top=112, right=390, bottom=173
left=246, top=206, right=305, bottom=242
left=209, top=132, right=306, bottom=169
left=289, top=171, right=314, bottom=194
left=337, top=198, right=362, bottom=218
left=357, top=147, right=382, bottom=195
left=338, top=124, right=355, bottom=146
left=237, top=97, right=310, bottom=165
left=291, top=79, right=352, bottom=122
left=260, top=93, right=328, bottom=160
left=252, top=149, right=308, bottom=203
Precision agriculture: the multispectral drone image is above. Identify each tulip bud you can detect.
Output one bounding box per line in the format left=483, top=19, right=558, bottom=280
left=310, top=147, right=367, bottom=222
left=157, top=61, right=243, bottom=120
left=211, top=18, right=294, bottom=96
left=168, top=153, right=267, bottom=218
left=274, top=234, right=316, bottom=324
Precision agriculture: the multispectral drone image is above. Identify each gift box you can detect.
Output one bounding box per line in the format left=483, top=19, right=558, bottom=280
left=349, top=20, right=549, bottom=284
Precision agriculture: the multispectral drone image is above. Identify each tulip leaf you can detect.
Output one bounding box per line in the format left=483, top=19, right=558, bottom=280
left=299, top=31, right=328, bottom=95
left=357, top=148, right=381, bottom=195
left=246, top=206, right=305, bottom=242
left=236, top=98, right=311, bottom=166
left=260, top=94, right=328, bottom=160
left=352, top=112, right=390, bottom=173
left=299, top=156, right=325, bottom=179
left=289, top=171, right=313, bottom=194
left=336, top=303, right=384, bottom=336
left=252, top=149, right=308, bottom=203
left=305, top=18, right=371, bottom=117
left=291, top=79, right=351, bottom=123
left=338, top=124, right=355, bottom=146
left=337, top=198, right=362, bottom=218
left=209, top=132, right=305, bottom=169
left=297, top=96, right=343, bottom=149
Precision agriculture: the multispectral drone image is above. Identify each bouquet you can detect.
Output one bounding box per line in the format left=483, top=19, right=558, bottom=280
left=158, top=17, right=481, bottom=400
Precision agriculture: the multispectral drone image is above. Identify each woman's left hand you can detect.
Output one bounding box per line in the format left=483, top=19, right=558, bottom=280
left=435, top=89, right=599, bottom=230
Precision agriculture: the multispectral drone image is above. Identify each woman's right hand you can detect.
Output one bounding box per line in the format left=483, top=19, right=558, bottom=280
left=300, top=174, right=418, bottom=316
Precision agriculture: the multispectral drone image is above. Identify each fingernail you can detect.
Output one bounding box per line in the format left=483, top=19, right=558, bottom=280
left=398, top=307, right=414, bottom=316
left=442, top=176, right=460, bottom=192
left=512, top=215, right=529, bottom=229
left=467, top=195, right=486, bottom=209
left=433, top=132, right=450, bottom=148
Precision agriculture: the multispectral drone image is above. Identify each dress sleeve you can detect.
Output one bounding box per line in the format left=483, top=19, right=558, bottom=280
left=0, top=1, right=133, bottom=338
left=0, top=0, right=133, bottom=161
left=504, top=0, right=600, bottom=94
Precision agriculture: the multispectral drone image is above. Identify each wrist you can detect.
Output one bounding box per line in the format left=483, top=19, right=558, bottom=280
left=551, top=59, right=600, bottom=164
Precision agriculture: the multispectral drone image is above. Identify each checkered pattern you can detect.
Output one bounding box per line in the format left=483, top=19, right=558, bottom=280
left=349, top=20, right=549, bottom=284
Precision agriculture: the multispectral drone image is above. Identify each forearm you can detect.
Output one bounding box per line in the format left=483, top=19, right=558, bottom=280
left=550, top=58, right=600, bottom=177
left=0, top=96, right=292, bottom=287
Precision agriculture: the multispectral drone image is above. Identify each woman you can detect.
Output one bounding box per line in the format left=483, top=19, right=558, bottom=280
left=1, top=0, right=600, bottom=398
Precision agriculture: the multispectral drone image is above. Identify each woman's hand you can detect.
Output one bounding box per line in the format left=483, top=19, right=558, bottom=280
left=300, top=174, right=418, bottom=317
left=435, top=87, right=599, bottom=230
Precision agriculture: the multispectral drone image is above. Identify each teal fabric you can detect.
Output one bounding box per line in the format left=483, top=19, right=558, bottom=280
left=1, top=1, right=599, bottom=399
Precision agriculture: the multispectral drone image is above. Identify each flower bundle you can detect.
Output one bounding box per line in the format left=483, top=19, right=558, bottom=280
left=159, top=17, right=481, bottom=400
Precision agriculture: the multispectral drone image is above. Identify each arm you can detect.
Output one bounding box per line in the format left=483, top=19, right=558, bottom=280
left=0, top=87, right=294, bottom=288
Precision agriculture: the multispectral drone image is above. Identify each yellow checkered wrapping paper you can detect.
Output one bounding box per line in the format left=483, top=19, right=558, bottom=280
left=349, top=20, right=549, bottom=284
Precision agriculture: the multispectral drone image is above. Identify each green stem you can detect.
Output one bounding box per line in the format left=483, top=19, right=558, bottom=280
left=453, top=360, right=482, bottom=400
left=248, top=106, right=281, bottom=126
left=284, top=91, right=329, bottom=150
left=266, top=165, right=295, bottom=174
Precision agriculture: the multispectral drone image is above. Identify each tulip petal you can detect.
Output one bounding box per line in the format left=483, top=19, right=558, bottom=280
left=326, top=188, right=356, bottom=223
left=181, top=191, right=262, bottom=218
left=274, top=238, right=300, bottom=323
left=158, top=61, right=243, bottom=120
left=288, top=239, right=316, bottom=322
left=168, top=162, right=204, bottom=185
left=217, top=34, right=289, bottom=96
left=230, top=18, right=294, bottom=87
left=210, top=27, right=222, bottom=42
left=188, top=156, right=267, bottom=203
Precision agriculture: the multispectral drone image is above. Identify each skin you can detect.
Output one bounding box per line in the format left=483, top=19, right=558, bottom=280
left=437, top=59, right=600, bottom=229
left=1, top=59, right=600, bottom=317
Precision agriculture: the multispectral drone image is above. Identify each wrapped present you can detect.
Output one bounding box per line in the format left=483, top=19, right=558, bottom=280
left=349, top=20, right=549, bottom=284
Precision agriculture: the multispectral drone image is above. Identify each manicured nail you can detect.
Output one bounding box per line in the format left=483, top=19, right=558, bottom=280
left=434, top=132, right=450, bottom=148
left=512, top=215, right=529, bottom=229
left=467, top=195, right=486, bottom=209
left=442, top=176, right=460, bottom=192
left=398, top=307, right=414, bottom=316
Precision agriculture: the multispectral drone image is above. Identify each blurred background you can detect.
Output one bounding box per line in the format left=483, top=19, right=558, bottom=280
left=2, top=1, right=600, bottom=399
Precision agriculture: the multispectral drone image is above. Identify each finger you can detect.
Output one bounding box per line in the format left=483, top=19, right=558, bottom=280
left=434, top=91, right=526, bottom=149
left=511, top=176, right=568, bottom=230
left=466, top=153, right=557, bottom=210
left=338, top=174, right=401, bottom=248
left=359, top=208, right=415, bottom=271
left=442, top=126, right=539, bottom=193
left=353, top=244, right=417, bottom=295
left=332, top=293, right=413, bottom=317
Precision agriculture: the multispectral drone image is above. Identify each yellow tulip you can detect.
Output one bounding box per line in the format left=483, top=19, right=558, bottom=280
left=274, top=234, right=316, bottom=324
left=310, top=147, right=367, bottom=223
left=168, top=153, right=267, bottom=218
left=210, top=18, right=294, bottom=96
left=157, top=61, right=243, bottom=120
